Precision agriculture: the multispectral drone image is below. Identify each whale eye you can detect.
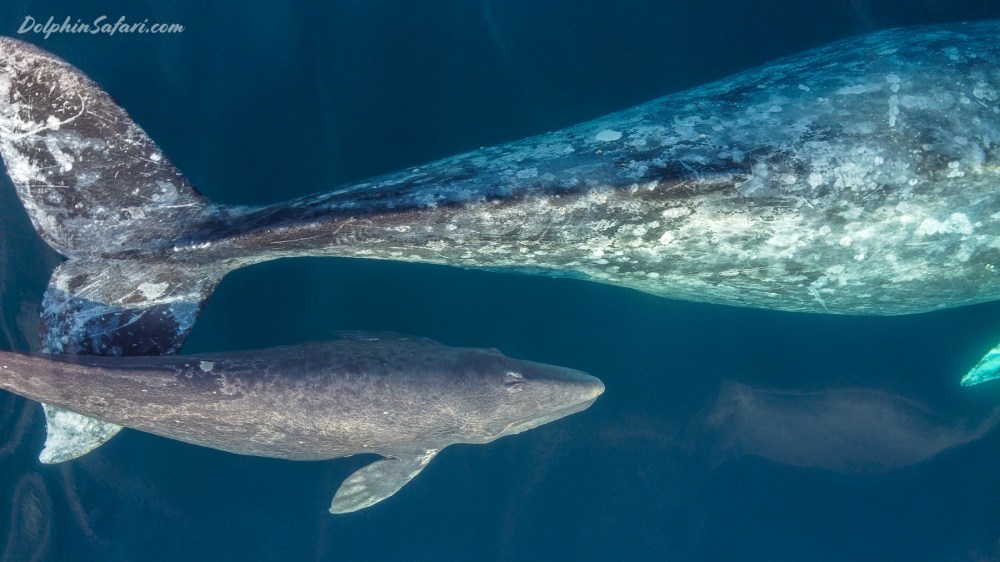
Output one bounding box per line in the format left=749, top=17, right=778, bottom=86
left=504, top=371, right=525, bottom=388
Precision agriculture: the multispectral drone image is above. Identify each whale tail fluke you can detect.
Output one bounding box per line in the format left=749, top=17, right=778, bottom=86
left=961, top=343, right=1000, bottom=387
left=0, top=35, right=231, bottom=357
left=0, top=36, right=225, bottom=258
left=0, top=37, right=231, bottom=462
left=33, top=256, right=226, bottom=463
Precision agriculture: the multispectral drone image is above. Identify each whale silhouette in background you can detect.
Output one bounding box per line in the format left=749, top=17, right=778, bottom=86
left=0, top=334, right=603, bottom=513
left=703, top=382, right=1000, bottom=473
left=0, top=21, right=998, bottom=459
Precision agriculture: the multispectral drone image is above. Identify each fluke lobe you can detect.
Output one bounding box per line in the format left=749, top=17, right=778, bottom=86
left=0, top=335, right=604, bottom=513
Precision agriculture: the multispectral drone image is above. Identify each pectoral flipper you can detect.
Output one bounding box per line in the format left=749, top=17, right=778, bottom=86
left=330, top=450, right=440, bottom=514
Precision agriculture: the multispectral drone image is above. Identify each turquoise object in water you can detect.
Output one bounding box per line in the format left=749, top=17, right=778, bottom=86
left=961, top=343, right=1000, bottom=386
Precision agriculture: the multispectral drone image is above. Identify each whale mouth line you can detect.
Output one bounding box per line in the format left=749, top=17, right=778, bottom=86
left=499, top=394, right=602, bottom=438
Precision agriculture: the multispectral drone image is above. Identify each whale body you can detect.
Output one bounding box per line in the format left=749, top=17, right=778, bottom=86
left=0, top=21, right=998, bottom=458
left=0, top=335, right=603, bottom=513
left=704, top=382, right=999, bottom=473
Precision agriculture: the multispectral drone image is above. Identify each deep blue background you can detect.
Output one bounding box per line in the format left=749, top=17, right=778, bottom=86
left=3, top=1, right=1000, bottom=560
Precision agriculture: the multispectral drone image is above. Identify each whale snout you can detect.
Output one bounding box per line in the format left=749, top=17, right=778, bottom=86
left=538, top=365, right=605, bottom=415
left=487, top=360, right=605, bottom=440
left=569, top=370, right=605, bottom=404
left=584, top=373, right=605, bottom=400
left=549, top=366, right=604, bottom=402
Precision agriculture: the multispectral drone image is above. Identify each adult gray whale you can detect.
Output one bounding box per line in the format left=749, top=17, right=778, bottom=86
left=0, top=21, right=998, bottom=456
left=0, top=334, right=603, bottom=513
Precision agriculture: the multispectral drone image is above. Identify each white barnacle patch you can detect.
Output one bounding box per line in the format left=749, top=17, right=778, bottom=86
left=885, top=73, right=901, bottom=92
left=153, top=180, right=179, bottom=203
left=972, top=86, right=998, bottom=101
left=40, top=136, right=79, bottom=173
left=631, top=224, right=649, bottom=237
left=836, top=83, right=880, bottom=95
left=150, top=152, right=162, bottom=162
left=832, top=153, right=879, bottom=191
left=915, top=213, right=974, bottom=236
left=661, top=207, right=692, bottom=220
left=394, top=225, right=411, bottom=233
left=623, top=162, right=649, bottom=180
left=137, top=281, right=169, bottom=300
left=807, top=172, right=824, bottom=188
left=595, top=129, right=622, bottom=142
left=199, top=361, right=214, bottom=372
left=946, top=161, right=965, bottom=178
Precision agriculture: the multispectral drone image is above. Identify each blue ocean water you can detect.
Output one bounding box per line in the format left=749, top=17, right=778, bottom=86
left=2, top=1, right=1000, bottom=560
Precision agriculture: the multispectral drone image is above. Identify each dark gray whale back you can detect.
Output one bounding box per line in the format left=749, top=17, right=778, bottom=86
left=0, top=336, right=603, bottom=512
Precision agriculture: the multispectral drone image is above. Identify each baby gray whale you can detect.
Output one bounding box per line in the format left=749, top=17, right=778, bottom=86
left=0, top=334, right=603, bottom=513
left=0, top=21, right=999, bottom=457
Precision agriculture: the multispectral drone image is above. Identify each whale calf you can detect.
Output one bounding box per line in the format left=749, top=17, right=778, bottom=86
left=0, top=21, right=998, bottom=457
left=0, top=334, right=603, bottom=513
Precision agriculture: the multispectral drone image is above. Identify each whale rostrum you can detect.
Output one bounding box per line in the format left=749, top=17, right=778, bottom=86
left=0, top=335, right=603, bottom=513
left=0, top=22, right=998, bottom=459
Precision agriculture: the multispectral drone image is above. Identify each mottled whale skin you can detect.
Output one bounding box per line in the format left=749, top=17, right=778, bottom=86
left=2, top=23, right=999, bottom=338
left=0, top=335, right=603, bottom=513
left=0, top=22, right=999, bottom=456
